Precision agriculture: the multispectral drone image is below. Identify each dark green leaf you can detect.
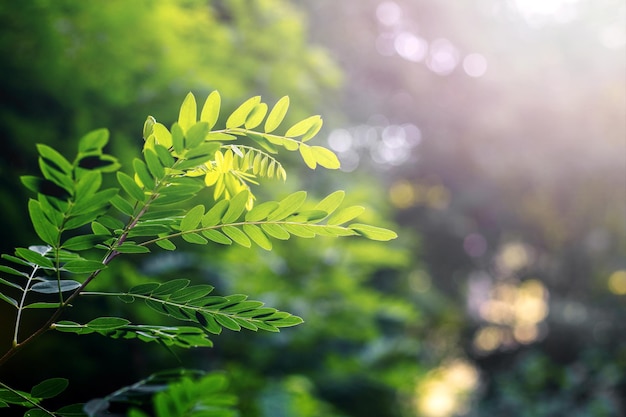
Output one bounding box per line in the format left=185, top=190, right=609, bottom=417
left=31, top=280, right=82, bottom=294
left=77, top=155, right=120, bottom=172
left=115, top=242, right=151, bottom=253
left=169, top=285, right=214, bottom=302
left=129, top=283, right=160, bottom=295
left=154, top=144, right=175, bottom=168
left=0, top=265, right=27, bottom=277
left=152, top=279, right=190, bottom=296
left=86, top=317, right=130, bottom=331
left=62, top=235, right=108, bottom=251
left=0, top=293, right=18, bottom=308
left=15, top=247, right=53, bottom=269
left=31, top=378, right=69, bottom=399
left=63, top=260, right=105, bottom=274
left=214, top=315, right=241, bottom=331
left=21, top=176, right=70, bottom=200
left=24, top=302, right=63, bottom=309
left=109, top=195, right=135, bottom=216
left=28, top=199, right=59, bottom=246
left=0, top=276, right=22, bottom=290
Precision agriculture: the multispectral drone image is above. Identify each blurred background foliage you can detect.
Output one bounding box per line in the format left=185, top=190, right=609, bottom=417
left=0, top=0, right=624, bottom=416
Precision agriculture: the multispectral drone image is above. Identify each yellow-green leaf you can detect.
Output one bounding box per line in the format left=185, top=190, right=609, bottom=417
left=311, top=146, right=340, bottom=169
left=285, top=115, right=322, bottom=138
left=264, top=96, right=290, bottom=133
left=299, top=143, right=317, bottom=169
left=200, top=90, right=221, bottom=129
left=226, top=96, right=261, bottom=128
left=245, top=103, right=268, bottom=129
left=178, top=92, right=197, bottom=133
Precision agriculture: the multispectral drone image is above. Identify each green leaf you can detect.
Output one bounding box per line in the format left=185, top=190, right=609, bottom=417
left=143, top=116, right=156, bottom=140
left=349, top=224, right=398, bottom=241
left=144, top=149, right=165, bottom=180
left=152, top=279, right=190, bottom=296
left=171, top=123, right=185, bottom=154
left=21, top=176, right=71, bottom=200
left=200, top=90, right=221, bottom=129
left=285, top=115, right=322, bottom=138
left=62, top=235, right=108, bottom=251
left=133, top=158, right=154, bottom=189
left=154, top=144, right=175, bottom=168
left=110, top=195, right=135, bottom=216
left=242, top=224, right=272, bottom=250
left=115, top=242, right=151, bottom=253
left=201, top=200, right=230, bottom=227
left=77, top=154, right=120, bottom=173
left=152, top=122, right=173, bottom=149
left=221, top=191, right=249, bottom=224
left=0, top=265, right=27, bottom=277
left=214, top=315, right=241, bottom=331
left=299, top=143, right=317, bottom=169
left=261, top=224, right=290, bottom=240
left=78, top=129, right=109, bottom=153
left=180, top=204, right=205, bottom=231
left=129, top=283, right=160, bottom=295
left=202, top=229, right=232, bottom=245
left=314, top=190, right=345, bottom=216
left=75, top=170, right=102, bottom=199
left=63, top=260, right=105, bottom=274
left=245, top=201, right=279, bottom=222
left=31, top=378, right=69, bottom=399
left=25, top=409, right=50, bottom=417
left=178, top=92, right=197, bottom=133
left=87, top=317, right=130, bottom=331
left=28, top=199, right=59, bottom=246
left=222, top=226, right=251, bottom=247
left=185, top=121, right=209, bottom=149
left=301, top=118, right=324, bottom=142
left=245, top=103, right=268, bottom=129
left=283, top=224, right=316, bottom=238
left=155, top=239, right=176, bottom=251
left=15, top=247, right=53, bottom=269
left=169, top=285, right=215, bottom=302
left=0, top=276, right=22, bottom=290
left=31, top=280, right=82, bottom=294
left=226, top=96, right=261, bottom=128
left=24, top=302, right=63, bottom=309
left=117, top=171, right=145, bottom=202
left=71, top=188, right=118, bottom=216
left=0, top=293, right=18, bottom=308
left=182, top=233, right=208, bottom=245
left=264, top=96, right=290, bottom=133
left=36, top=144, right=72, bottom=173
left=311, top=146, right=340, bottom=169
left=266, top=191, right=307, bottom=221
left=327, top=206, right=366, bottom=225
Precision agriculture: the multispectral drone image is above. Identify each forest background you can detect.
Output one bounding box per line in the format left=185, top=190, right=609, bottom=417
left=0, top=1, right=624, bottom=416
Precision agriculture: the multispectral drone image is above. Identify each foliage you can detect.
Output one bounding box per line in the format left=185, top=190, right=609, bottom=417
left=0, top=92, right=396, bottom=416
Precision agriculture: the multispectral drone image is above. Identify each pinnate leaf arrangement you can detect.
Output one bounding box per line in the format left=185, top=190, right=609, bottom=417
left=0, top=92, right=397, bottom=416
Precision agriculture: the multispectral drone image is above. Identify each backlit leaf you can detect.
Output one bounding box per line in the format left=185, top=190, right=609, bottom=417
left=245, top=201, right=279, bottom=222
left=299, top=143, right=316, bottom=169
left=264, top=96, right=290, bottom=133
left=226, top=96, right=261, bottom=128
left=222, top=226, right=251, bottom=247
left=78, top=129, right=109, bottom=153
left=285, top=115, right=322, bottom=138
left=245, top=103, right=268, bottom=129
left=178, top=92, right=197, bottom=133
left=221, top=191, right=249, bottom=223
left=311, top=146, right=340, bottom=169
left=180, top=204, right=205, bottom=231
left=200, top=90, right=221, bottom=129
left=36, top=144, right=72, bottom=173
left=28, top=199, right=59, bottom=246
left=266, top=191, right=307, bottom=221
left=327, top=206, right=366, bottom=225
left=314, top=190, right=345, bottom=216
left=243, top=224, right=272, bottom=250
left=349, top=224, right=398, bottom=241
left=202, top=229, right=232, bottom=245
